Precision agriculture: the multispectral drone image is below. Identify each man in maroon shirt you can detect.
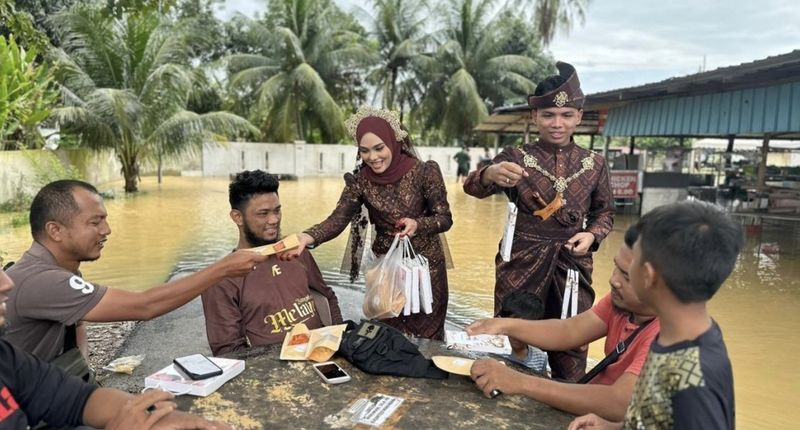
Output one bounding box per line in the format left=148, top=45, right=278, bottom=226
left=464, top=62, right=614, bottom=381
left=202, top=170, right=343, bottom=356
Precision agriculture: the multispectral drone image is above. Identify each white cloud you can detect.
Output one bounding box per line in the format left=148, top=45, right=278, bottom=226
left=214, top=0, right=263, bottom=19
left=549, top=0, right=800, bottom=93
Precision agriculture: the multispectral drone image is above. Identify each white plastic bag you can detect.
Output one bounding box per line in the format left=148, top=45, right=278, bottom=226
left=362, top=235, right=406, bottom=319
left=399, top=237, right=417, bottom=316
left=417, top=255, right=433, bottom=314
left=403, top=237, right=431, bottom=315
left=500, top=202, right=518, bottom=262
left=401, top=238, right=421, bottom=314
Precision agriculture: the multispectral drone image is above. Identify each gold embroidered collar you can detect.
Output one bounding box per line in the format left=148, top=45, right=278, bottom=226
left=520, top=147, right=594, bottom=193
left=518, top=146, right=595, bottom=220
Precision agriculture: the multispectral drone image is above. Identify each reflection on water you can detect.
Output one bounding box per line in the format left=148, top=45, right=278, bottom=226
left=1, top=176, right=798, bottom=428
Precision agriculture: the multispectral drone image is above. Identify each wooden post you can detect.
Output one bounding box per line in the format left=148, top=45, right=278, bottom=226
left=603, top=136, right=611, bottom=159
left=589, top=134, right=595, bottom=150
left=524, top=122, right=531, bottom=145
left=757, top=135, right=770, bottom=187
left=725, top=135, right=735, bottom=168
left=628, top=137, right=636, bottom=169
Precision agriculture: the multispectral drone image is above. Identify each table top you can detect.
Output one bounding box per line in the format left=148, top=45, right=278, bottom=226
left=177, top=339, right=574, bottom=430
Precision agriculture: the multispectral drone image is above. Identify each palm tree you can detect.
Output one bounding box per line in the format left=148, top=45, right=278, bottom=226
left=361, top=0, right=431, bottom=114
left=420, top=0, right=549, bottom=144
left=47, top=4, right=257, bottom=192
left=530, top=0, right=590, bottom=47
left=226, top=0, right=374, bottom=143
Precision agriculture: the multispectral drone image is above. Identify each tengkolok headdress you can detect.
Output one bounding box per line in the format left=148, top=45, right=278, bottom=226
left=345, top=106, right=408, bottom=142
left=527, top=61, right=585, bottom=109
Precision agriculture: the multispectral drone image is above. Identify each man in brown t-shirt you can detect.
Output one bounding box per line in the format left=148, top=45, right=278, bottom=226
left=1, top=265, right=234, bottom=429
left=4, top=180, right=268, bottom=362
left=202, top=170, right=343, bottom=356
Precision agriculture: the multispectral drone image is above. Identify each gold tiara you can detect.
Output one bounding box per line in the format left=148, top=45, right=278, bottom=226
left=345, top=105, right=408, bottom=142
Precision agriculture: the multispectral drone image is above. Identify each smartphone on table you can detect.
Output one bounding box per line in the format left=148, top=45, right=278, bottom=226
left=312, top=361, right=351, bottom=384
left=173, top=353, right=223, bottom=380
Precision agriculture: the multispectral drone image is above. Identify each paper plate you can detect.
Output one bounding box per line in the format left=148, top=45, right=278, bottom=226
left=432, top=356, right=474, bottom=376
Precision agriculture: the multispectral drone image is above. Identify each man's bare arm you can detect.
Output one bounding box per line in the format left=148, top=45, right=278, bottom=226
left=83, top=250, right=267, bottom=322
left=467, top=309, right=607, bottom=351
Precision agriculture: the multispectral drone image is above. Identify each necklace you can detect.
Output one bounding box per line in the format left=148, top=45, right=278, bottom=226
left=519, top=147, right=595, bottom=220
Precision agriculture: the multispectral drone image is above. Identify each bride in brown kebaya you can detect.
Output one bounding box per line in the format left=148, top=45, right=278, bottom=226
left=282, top=106, right=453, bottom=339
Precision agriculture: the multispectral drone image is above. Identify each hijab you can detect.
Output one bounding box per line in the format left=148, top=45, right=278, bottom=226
left=355, top=117, right=416, bottom=185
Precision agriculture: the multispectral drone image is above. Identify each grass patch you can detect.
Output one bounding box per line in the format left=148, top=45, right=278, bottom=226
left=10, top=212, right=29, bottom=227
left=0, top=189, right=32, bottom=213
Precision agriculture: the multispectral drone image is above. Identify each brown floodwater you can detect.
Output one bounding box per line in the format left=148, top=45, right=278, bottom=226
left=1, top=176, right=797, bottom=429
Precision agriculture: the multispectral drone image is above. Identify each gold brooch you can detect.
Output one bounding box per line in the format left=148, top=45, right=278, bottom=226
left=345, top=105, right=408, bottom=142
left=553, top=91, right=569, bottom=108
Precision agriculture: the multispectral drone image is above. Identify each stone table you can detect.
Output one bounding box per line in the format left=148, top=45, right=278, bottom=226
left=176, top=340, right=574, bottom=430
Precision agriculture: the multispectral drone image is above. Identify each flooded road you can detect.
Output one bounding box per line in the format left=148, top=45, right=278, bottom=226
left=1, top=176, right=797, bottom=429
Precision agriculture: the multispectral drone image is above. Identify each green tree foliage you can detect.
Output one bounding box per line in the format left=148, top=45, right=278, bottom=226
left=0, top=0, right=52, bottom=52
left=0, top=34, right=59, bottom=149
left=361, top=0, right=431, bottom=114
left=48, top=4, right=258, bottom=192
left=416, top=0, right=551, bottom=145
left=104, top=0, right=179, bottom=18
left=527, top=0, right=590, bottom=46
left=225, top=0, right=375, bottom=143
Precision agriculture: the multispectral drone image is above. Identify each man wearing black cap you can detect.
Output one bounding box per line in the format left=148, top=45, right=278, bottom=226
left=464, top=62, right=614, bottom=382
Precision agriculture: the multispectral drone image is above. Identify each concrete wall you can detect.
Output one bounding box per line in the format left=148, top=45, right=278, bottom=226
left=0, top=143, right=484, bottom=204
left=0, top=148, right=202, bottom=203
left=0, top=149, right=122, bottom=203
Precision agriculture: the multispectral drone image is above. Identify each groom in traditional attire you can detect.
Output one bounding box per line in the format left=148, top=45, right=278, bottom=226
left=464, top=62, right=614, bottom=381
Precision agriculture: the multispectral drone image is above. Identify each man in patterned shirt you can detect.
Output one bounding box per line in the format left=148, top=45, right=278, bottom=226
left=464, top=61, right=614, bottom=381
left=569, top=201, right=741, bottom=430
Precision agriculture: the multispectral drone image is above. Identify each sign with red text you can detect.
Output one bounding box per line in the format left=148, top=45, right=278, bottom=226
left=610, top=170, right=638, bottom=199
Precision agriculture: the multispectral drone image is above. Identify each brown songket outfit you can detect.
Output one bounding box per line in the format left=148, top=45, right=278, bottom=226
left=464, top=140, right=614, bottom=381
left=305, top=160, right=453, bottom=340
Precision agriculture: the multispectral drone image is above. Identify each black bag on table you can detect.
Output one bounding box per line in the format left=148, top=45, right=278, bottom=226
left=338, top=320, right=448, bottom=379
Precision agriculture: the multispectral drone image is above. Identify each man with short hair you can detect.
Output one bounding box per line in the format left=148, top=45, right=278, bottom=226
left=497, top=289, right=548, bottom=372
left=468, top=225, right=658, bottom=421
left=0, top=264, right=232, bottom=429
left=4, top=179, right=268, bottom=364
left=464, top=62, right=614, bottom=381
left=569, top=201, right=741, bottom=430
left=201, top=170, right=343, bottom=356
left=454, top=146, right=471, bottom=184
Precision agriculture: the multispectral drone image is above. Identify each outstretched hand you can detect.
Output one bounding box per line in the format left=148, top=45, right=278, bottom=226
left=218, top=248, right=269, bottom=277
left=278, top=232, right=314, bottom=261
left=465, top=318, right=507, bottom=336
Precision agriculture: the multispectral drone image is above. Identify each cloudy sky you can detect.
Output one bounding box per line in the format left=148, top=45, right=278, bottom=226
left=214, top=0, right=800, bottom=94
